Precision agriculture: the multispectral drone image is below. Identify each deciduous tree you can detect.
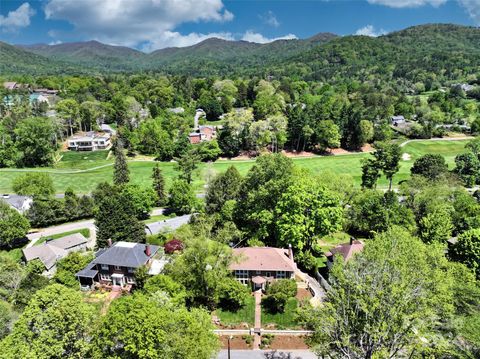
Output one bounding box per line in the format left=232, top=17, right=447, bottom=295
left=300, top=227, right=455, bottom=358
left=91, top=293, right=218, bottom=359
left=168, top=179, right=197, bottom=215
left=0, top=202, right=30, bottom=249
left=0, top=284, right=94, bottom=358
left=275, top=175, right=343, bottom=251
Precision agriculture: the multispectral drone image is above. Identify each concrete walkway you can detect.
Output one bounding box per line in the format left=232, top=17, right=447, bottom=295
left=253, top=290, right=262, bottom=350
left=294, top=269, right=325, bottom=307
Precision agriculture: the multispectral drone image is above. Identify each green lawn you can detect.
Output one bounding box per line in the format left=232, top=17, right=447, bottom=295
left=142, top=214, right=171, bottom=224
left=262, top=298, right=299, bottom=329
left=216, top=296, right=300, bottom=329
left=34, top=228, right=91, bottom=246
left=216, top=296, right=256, bottom=326
left=0, top=139, right=470, bottom=194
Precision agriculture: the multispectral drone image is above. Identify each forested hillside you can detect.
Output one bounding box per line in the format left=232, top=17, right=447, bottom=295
left=0, top=42, right=77, bottom=75
left=4, top=24, right=480, bottom=82
left=18, top=41, right=144, bottom=72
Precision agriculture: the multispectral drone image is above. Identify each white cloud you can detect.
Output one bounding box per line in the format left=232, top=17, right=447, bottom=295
left=241, top=30, right=297, bottom=44
left=367, top=0, right=480, bottom=25
left=48, top=40, right=62, bottom=45
left=141, top=31, right=234, bottom=52
left=44, top=0, right=233, bottom=48
left=261, top=11, right=280, bottom=27
left=367, top=0, right=446, bottom=7
left=458, top=0, right=480, bottom=25
left=0, top=2, right=35, bottom=32
left=355, top=25, right=387, bottom=37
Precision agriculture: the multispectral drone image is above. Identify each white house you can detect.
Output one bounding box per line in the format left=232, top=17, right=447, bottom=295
left=67, top=132, right=111, bottom=151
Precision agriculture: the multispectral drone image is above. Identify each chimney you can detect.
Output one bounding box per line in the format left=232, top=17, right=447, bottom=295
left=350, top=236, right=355, bottom=246
left=194, top=110, right=200, bottom=131
left=145, top=244, right=151, bottom=257
left=288, top=244, right=294, bottom=262
left=107, top=238, right=112, bottom=247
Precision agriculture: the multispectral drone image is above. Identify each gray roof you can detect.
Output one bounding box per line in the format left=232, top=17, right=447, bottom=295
left=76, top=262, right=98, bottom=278
left=1, top=194, right=31, bottom=211
left=23, top=233, right=88, bottom=270
left=91, top=241, right=159, bottom=268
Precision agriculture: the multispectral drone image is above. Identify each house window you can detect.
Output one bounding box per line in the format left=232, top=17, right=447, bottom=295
left=276, top=271, right=287, bottom=279
left=126, top=277, right=136, bottom=284
left=114, top=265, right=121, bottom=271
left=127, top=267, right=134, bottom=273
left=101, top=264, right=109, bottom=271
left=235, top=270, right=249, bottom=285
left=99, top=273, right=111, bottom=281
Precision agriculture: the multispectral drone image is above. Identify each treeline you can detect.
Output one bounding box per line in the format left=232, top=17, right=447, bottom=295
left=1, top=72, right=478, bottom=168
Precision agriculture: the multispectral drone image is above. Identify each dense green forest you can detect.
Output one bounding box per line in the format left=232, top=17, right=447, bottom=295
left=2, top=24, right=480, bottom=81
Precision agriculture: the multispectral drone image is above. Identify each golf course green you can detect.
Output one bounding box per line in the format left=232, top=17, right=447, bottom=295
left=0, top=139, right=471, bottom=194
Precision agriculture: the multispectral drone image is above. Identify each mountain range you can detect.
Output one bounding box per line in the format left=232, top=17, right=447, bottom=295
left=1, top=24, right=479, bottom=78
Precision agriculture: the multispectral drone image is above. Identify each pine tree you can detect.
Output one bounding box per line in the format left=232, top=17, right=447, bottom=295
left=113, top=140, right=130, bottom=186
left=152, top=164, right=166, bottom=206
left=94, top=183, right=146, bottom=248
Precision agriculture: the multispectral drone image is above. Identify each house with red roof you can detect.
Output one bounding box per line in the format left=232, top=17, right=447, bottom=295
left=324, top=238, right=364, bottom=269
left=230, top=246, right=297, bottom=291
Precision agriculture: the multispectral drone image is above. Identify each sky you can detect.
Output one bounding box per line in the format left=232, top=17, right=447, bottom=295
left=0, top=0, right=479, bottom=52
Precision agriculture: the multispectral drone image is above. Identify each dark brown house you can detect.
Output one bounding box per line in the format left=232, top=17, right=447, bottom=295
left=76, top=241, right=160, bottom=291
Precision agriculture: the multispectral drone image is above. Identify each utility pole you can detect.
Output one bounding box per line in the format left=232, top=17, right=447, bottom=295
left=228, top=335, right=233, bottom=359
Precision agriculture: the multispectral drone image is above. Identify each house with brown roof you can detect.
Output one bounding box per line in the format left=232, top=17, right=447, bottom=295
left=324, top=238, right=364, bottom=269
left=230, top=246, right=297, bottom=290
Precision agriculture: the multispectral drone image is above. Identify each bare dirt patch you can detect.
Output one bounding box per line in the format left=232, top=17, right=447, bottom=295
left=219, top=335, right=252, bottom=349
left=268, top=336, right=310, bottom=350
left=296, top=288, right=313, bottom=301
left=281, top=150, right=316, bottom=158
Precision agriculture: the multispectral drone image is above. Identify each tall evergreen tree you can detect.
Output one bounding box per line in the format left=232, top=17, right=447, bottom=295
left=205, top=166, right=242, bottom=214
left=113, top=140, right=130, bottom=186
left=93, top=183, right=146, bottom=248
left=152, top=164, right=166, bottom=206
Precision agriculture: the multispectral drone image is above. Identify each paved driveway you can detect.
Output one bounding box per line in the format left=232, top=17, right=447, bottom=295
left=145, top=214, right=192, bottom=235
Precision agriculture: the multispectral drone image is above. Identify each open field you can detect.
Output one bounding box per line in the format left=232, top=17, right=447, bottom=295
left=0, top=139, right=471, bottom=194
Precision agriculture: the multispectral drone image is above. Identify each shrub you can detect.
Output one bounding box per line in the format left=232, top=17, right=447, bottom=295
left=218, top=278, right=250, bottom=311
left=164, top=239, right=184, bottom=254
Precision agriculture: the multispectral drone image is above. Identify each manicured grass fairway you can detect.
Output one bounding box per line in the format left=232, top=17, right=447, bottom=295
left=0, top=139, right=469, bottom=194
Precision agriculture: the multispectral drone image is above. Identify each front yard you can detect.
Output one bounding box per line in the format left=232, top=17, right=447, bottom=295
left=215, top=296, right=301, bottom=329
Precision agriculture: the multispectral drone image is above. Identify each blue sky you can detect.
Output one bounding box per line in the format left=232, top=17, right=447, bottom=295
left=0, top=0, right=478, bottom=52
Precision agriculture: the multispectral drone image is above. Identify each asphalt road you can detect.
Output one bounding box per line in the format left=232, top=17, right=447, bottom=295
left=145, top=214, right=192, bottom=235
left=217, top=350, right=317, bottom=359
left=26, top=208, right=189, bottom=247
